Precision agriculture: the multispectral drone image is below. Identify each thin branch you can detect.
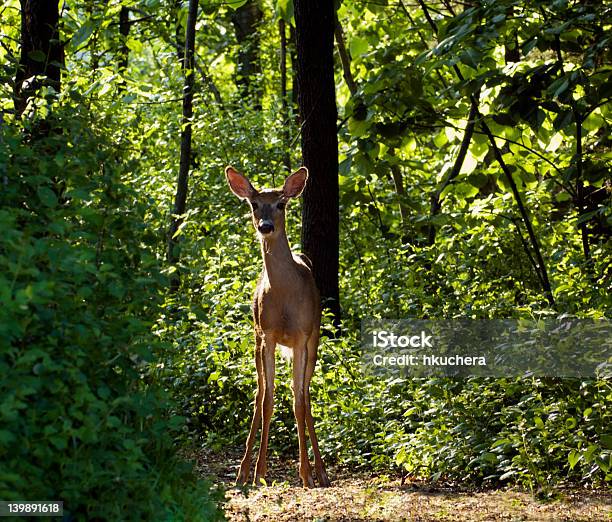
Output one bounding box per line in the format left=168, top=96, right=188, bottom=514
left=167, top=0, right=199, bottom=293
left=480, top=116, right=555, bottom=306
left=398, top=2, right=449, bottom=103
left=428, top=94, right=479, bottom=245
left=510, top=217, right=547, bottom=291
left=109, top=14, right=156, bottom=26
left=334, top=18, right=358, bottom=96
left=574, top=108, right=591, bottom=264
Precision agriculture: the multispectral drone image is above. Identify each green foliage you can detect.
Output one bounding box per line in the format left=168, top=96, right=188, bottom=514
left=389, top=378, right=612, bottom=488
left=152, top=0, right=610, bottom=491
left=0, top=93, right=223, bottom=519
left=146, top=0, right=610, bottom=491
left=1, top=0, right=610, bottom=512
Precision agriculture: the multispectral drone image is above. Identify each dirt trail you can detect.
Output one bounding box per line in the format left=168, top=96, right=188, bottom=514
left=191, top=447, right=612, bottom=521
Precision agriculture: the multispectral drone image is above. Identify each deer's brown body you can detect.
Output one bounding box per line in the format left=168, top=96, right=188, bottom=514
left=226, top=166, right=330, bottom=488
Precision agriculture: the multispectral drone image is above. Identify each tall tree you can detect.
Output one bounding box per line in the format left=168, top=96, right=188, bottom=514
left=279, top=18, right=291, bottom=171
left=288, top=25, right=299, bottom=116
left=231, top=2, right=263, bottom=105
left=167, top=0, right=199, bottom=292
left=118, top=6, right=131, bottom=92
left=294, top=0, right=340, bottom=322
left=14, top=0, right=63, bottom=116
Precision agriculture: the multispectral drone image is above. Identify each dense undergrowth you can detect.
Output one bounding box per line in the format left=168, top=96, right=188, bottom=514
left=0, top=100, right=223, bottom=520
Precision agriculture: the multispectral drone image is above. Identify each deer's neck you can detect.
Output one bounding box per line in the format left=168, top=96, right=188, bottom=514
left=260, top=231, right=296, bottom=287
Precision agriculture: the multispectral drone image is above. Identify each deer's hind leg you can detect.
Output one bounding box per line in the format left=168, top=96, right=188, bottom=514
left=236, top=332, right=263, bottom=485
left=292, top=337, right=315, bottom=488
left=304, top=328, right=331, bottom=487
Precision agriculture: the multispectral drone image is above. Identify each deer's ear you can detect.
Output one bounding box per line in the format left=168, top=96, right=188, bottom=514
left=283, top=167, right=308, bottom=198
left=225, top=166, right=256, bottom=199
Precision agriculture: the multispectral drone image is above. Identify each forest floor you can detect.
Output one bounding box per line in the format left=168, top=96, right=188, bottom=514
left=190, top=446, right=612, bottom=521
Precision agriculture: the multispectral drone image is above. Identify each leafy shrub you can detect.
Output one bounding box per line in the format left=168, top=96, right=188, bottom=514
left=0, top=100, right=223, bottom=521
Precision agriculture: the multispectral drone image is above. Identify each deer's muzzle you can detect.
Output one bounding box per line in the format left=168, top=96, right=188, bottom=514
left=258, top=220, right=274, bottom=235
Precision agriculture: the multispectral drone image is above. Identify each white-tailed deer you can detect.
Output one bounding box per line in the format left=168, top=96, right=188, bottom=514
left=225, top=165, right=330, bottom=488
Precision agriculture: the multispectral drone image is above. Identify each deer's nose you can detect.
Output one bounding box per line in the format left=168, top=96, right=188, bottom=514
left=258, top=220, right=274, bottom=234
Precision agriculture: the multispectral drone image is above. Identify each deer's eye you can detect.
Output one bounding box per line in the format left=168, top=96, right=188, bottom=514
left=277, top=201, right=286, bottom=210
left=251, top=202, right=259, bottom=210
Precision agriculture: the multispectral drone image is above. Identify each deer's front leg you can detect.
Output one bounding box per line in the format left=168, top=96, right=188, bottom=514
left=254, top=334, right=276, bottom=485
left=236, top=334, right=263, bottom=485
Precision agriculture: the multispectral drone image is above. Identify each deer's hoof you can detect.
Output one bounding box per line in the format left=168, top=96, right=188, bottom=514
left=317, top=469, right=331, bottom=488
left=253, top=474, right=268, bottom=486
left=301, top=473, right=315, bottom=488
left=318, top=471, right=331, bottom=488
left=236, top=468, right=250, bottom=486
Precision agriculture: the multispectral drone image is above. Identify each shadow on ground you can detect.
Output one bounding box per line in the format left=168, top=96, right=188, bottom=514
left=188, top=446, right=612, bottom=521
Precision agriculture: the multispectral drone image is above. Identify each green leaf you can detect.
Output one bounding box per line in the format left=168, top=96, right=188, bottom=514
left=459, top=48, right=480, bottom=69
left=71, top=21, right=95, bottom=50
left=553, top=110, right=573, bottom=131
left=49, top=435, right=67, bottom=450
left=601, top=434, right=612, bottom=450
left=596, top=455, right=610, bottom=473
left=568, top=450, right=581, bottom=470
left=227, top=0, right=248, bottom=10
left=348, top=117, right=370, bottom=138
left=0, top=429, right=16, bottom=445
left=28, top=50, right=47, bottom=62
left=481, top=452, right=497, bottom=464
left=37, top=187, right=58, bottom=208
left=491, top=438, right=511, bottom=448
left=107, top=416, right=122, bottom=428
left=276, top=0, right=294, bottom=21
left=365, top=0, right=387, bottom=13
left=126, top=38, right=144, bottom=53
left=584, top=444, right=598, bottom=461
left=459, top=150, right=478, bottom=175
left=433, top=130, right=448, bottom=148
left=555, top=192, right=571, bottom=203
left=549, top=77, right=570, bottom=99
left=350, top=37, right=369, bottom=58
left=582, top=111, right=604, bottom=132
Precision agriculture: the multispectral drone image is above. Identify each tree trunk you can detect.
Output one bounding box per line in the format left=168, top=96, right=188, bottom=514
left=14, top=0, right=63, bottom=116
left=118, top=7, right=130, bottom=92
left=279, top=18, right=291, bottom=172
left=294, top=0, right=341, bottom=323
left=289, top=25, right=299, bottom=119
left=167, top=0, right=198, bottom=293
left=231, top=2, right=263, bottom=106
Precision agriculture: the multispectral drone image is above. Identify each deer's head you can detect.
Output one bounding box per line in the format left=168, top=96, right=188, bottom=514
left=225, top=166, right=308, bottom=239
